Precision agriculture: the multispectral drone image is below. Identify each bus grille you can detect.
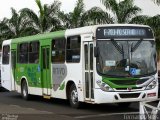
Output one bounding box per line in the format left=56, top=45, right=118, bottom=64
left=115, top=87, right=143, bottom=91
left=110, top=80, right=137, bottom=85
left=119, top=93, right=140, bottom=98
left=110, top=78, right=148, bottom=86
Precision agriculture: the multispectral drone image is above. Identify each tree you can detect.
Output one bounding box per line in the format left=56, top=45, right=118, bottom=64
left=152, top=0, right=160, bottom=5
left=85, top=7, right=113, bottom=25
left=131, top=15, right=160, bottom=60
left=129, top=15, right=150, bottom=24
left=147, top=15, right=160, bottom=60
left=20, top=0, right=62, bottom=34
left=0, top=8, right=28, bottom=40
left=101, top=0, right=141, bottom=23
left=59, top=0, right=112, bottom=29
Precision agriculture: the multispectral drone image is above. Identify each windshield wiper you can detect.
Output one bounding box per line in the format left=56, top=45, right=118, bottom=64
left=111, top=39, right=124, bottom=55
left=131, top=39, right=143, bottom=52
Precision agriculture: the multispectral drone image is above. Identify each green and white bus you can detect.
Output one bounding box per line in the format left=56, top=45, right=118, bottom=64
left=1, top=24, right=158, bottom=108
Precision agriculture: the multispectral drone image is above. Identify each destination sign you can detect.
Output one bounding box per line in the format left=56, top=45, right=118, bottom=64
left=96, top=26, right=153, bottom=39
left=104, top=29, right=146, bottom=36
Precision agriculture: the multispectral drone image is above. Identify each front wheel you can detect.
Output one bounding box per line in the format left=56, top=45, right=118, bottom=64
left=69, top=84, right=80, bottom=108
left=21, top=81, right=30, bottom=100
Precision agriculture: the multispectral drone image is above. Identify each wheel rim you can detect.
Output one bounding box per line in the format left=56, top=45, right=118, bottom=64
left=71, top=89, right=78, bottom=104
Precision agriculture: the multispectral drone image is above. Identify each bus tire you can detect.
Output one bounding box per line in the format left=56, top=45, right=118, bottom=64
left=21, top=81, right=30, bottom=100
left=69, top=84, right=80, bottom=108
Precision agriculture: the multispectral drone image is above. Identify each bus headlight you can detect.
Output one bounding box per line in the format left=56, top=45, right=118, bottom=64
left=96, top=80, right=114, bottom=92
left=145, top=80, right=157, bottom=90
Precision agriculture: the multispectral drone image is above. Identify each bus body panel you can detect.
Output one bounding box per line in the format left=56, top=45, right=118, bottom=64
left=10, top=31, right=65, bottom=95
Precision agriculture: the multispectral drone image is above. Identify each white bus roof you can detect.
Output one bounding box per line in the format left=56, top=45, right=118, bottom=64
left=65, top=24, right=151, bottom=37
left=2, top=39, right=12, bottom=46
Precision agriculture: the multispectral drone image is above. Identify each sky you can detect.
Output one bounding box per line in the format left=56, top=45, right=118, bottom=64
left=0, top=0, right=159, bottom=20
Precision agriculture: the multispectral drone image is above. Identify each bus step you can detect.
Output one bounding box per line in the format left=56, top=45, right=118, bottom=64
left=43, top=95, right=51, bottom=99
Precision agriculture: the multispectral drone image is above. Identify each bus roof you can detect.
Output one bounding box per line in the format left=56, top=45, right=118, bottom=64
left=65, top=24, right=151, bottom=37
left=2, top=39, right=12, bottom=46
left=11, top=30, right=65, bottom=44
left=10, top=24, right=151, bottom=44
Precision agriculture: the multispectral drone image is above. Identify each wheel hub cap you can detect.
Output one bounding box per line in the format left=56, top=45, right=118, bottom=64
left=71, top=90, right=78, bottom=104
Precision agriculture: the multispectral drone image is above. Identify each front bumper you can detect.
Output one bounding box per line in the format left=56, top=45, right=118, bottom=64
left=94, top=85, right=158, bottom=104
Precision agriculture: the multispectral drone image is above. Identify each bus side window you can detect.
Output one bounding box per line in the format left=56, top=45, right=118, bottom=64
left=66, top=36, right=81, bottom=63
left=52, top=38, right=66, bottom=63
left=29, top=41, right=39, bottom=63
left=2, top=45, right=10, bottom=64
left=18, top=43, right=28, bottom=63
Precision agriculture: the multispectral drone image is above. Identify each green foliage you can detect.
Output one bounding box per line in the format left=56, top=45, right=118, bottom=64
left=59, top=0, right=112, bottom=29
left=130, top=14, right=160, bottom=60
left=101, top=0, right=141, bottom=23
left=85, top=7, right=113, bottom=24
left=152, top=0, right=160, bottom=5
left=0, top=8, right=30, bottom=41
left=20, top=0, right=62, bottom=33
left=58, top=0, right=86, bottom=28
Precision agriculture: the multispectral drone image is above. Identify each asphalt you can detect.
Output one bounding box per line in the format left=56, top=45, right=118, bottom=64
left=0, top=87, right=160, bottom=120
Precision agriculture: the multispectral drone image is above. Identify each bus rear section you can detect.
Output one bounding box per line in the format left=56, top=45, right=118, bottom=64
left=1, top=40, right=15, bottom=91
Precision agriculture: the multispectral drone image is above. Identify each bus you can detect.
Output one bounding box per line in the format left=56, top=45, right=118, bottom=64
left=1, top=24, right=158, bottom=108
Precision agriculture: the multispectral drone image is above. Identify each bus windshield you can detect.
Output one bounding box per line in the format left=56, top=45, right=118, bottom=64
left=96, top=40, right=157, bottom=77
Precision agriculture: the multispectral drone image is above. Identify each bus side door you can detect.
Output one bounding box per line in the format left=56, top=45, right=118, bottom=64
left=83, top=41, right=94, bottom=101
left=41, top=46, right=51, bottom=96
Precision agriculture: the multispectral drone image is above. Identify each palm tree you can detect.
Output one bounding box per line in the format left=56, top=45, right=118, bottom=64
left=129, top=15, right=150, bottom=24
left=0, top=8, right=29, bottom=40
left=85, top=7, right=113, bottom=25
left=130, top=15, right=160, bottom=38
left=147, top=15, right=160, bottom=60
left=20, top=0, right=62, bottom=34
left=152, top=0, right=160, bottom=5
left=101, top=0, right=141, bottom=23
left=59, top=0, right=112, bottom=29
left=131, top=15, right=160, bottom=60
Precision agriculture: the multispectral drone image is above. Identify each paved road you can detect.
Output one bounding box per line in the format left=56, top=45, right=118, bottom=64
left=0, top=88, right=159, bottom=120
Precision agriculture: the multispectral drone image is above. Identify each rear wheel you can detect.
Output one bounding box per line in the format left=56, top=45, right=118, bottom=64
left=21, top=81, right=30, bottom=100
left=69, top=84, right=80, bottom=108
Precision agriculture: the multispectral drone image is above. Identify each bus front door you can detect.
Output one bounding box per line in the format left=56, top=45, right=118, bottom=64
left=41, top=46, right=51, bottom=97
left=83, top=42, right=94, bottom=101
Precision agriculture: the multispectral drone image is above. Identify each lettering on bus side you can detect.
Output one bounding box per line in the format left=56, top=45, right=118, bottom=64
left=53, top=68, right=65, bottom=75
left=52, top=64, right=67, bottom=91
